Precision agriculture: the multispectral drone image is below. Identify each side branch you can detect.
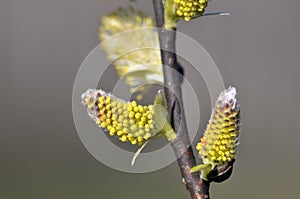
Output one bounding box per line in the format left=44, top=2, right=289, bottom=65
left=152, top=0, right=210, bottom=199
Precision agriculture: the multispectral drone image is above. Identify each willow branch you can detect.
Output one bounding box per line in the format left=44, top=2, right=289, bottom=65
left=152, top=0, right=210, bottom=198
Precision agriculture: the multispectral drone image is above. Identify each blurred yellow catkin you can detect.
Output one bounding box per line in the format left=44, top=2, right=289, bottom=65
left=99, top=7, right=163, bottom=100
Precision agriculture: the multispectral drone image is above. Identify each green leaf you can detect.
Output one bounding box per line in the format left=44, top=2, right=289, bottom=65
left=154, top=90, right=166, bottom=107
left=161, top=122, right=176, bottom=141
left=190, top=164, right=211, bottom=173
left=152, top=90, right=168, bottom=132
left=131, top=140, right=150, bottom=166
left=153, top=90, right=176, bottom=141
left=153, top=104, right=168, bottom=133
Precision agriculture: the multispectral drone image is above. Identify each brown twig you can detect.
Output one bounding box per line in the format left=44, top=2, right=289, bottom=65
left=152, top=0, right=210, bottom=198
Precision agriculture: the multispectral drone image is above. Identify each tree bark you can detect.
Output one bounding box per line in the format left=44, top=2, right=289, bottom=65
left=152, top=0, right=210, bottom=198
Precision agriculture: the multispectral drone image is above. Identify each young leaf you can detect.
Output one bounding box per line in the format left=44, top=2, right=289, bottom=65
left=190, top=164, right=211, bottom=173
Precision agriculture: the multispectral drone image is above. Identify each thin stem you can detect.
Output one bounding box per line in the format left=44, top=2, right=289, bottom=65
left=152, top=0, right=210, bottom=199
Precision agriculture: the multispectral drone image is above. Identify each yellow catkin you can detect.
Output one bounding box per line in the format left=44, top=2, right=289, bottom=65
left=173, top=0, right=208, bottom=21
left=196, top=87, right=240, bottom=166
left=82, top=89, right=157, bottom=145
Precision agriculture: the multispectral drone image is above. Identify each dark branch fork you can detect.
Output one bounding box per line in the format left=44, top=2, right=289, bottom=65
left=152, top=0, right=210, bottom=198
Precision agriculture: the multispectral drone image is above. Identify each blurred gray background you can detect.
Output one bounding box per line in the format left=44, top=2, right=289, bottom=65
left=1, top=0, right=300, bottom=198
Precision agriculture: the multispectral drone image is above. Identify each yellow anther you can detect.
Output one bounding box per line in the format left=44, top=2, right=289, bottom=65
left=120, top=135, right=127, bottom=142
left=144, top=133, right=151, bottom=140
left=130, top=139, right=137, bottom=145
left=138, top=122, right=145, bottom=128
left=132, top=101, right=137, bottom=107
left=137, top=136, right=143, bottom=143
left=117, top=131, right=124, bottom=136
left=129, top=112, right=135, bottom=119
left=127, top=106, right=133, bottom=112
left=99, top=96, right=105, bottom=102
left=135, top=113, right=141, bottom=119
left=130, top=125, right=138, bottom=131
left=138, top=105, right=144, bottom=112
left=129, top=119, right=135, bottom=125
